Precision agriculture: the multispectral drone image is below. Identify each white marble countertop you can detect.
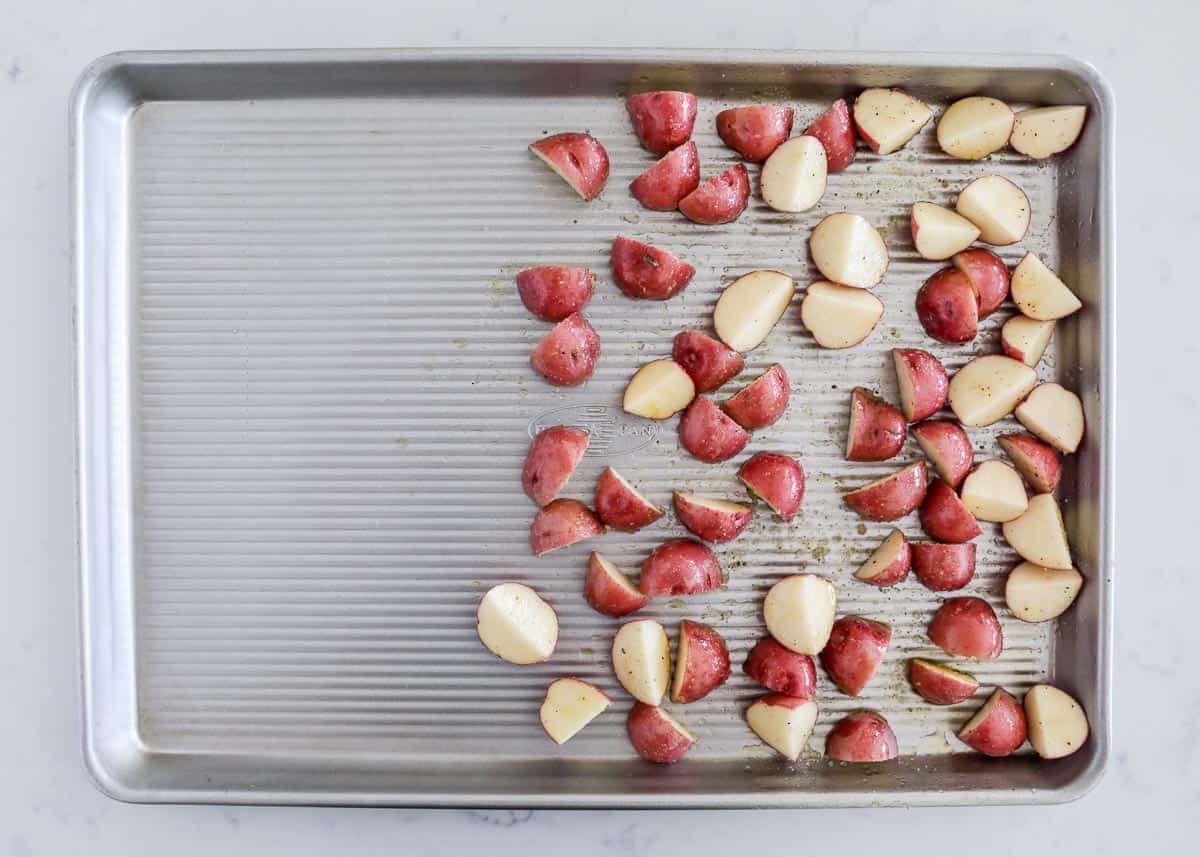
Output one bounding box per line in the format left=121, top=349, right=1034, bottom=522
left=2, top=0, right=1194, bottom=852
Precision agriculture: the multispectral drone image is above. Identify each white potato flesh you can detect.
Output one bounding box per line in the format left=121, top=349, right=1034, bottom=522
left=611, top=619, right=671, bottom=705
left=623, top=359, right=696, bottom=419
left=713, top=270, right=797, bottom=352
left=1011, top=253, right=1083, bottom=320
left=1024, top=684, right=1089, bottom=758
left=911, top=202, right=981, bottom=260
left=800, top=281, right=884, bottom=348
left=961, top=460, right=1028, bottom=523
left=948, top=355, right=1037, bottom=427
left=955, top=175, right=1030, bottom=245
left=1002, top=494, right=1072, bottom=570
left=936, top=96, right=1015, bottom=160
left=854, top=88, right=933, bottom=154
left=809, top=213, right=889, bottom=289
left=1010, top=106, right=1087, bottom=159
left=760, top=136, right=828, bottom=213
left=1002, top=316, right=1055, bottom=367
left=477, top=583, right=559, bottom=665
left=763, top=574, right=837, bottom=654
left=1005, top=562, right=1083, bottom=623
left=540, top=678, right=611, bottom=744
left=1016, top=383, right=1085, bottom=453
left=746, top=697, right=819, bottom=761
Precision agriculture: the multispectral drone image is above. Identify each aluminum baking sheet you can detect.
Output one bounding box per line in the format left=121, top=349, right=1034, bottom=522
left=73, top=49, right=1114, bottom=807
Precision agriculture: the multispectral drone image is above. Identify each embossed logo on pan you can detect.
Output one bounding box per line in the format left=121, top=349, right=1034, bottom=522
left=528, top=403, right=659, bottom=456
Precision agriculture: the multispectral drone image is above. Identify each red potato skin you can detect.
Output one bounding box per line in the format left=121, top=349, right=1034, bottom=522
left=516, top=266, right=595, bottom=322
left=673, top=493, right=751, bottom=543
left=529, top=132, right=610, bottom=200
left=716, top=105, right=795, bottom=162
left=843, top=461, right=928, bottom=522
left=723, top=364, right=790, bottom=430
left=805, top=99, right=857, bottom=172
left=908, top=658, right=979, bottom=705
left=953, top=248, right=1011, bottom=318
left=673, top=331, right=744, bottom=394
left=912, top=542, right=977, bottom=591
left=678, top=396, right=751, bottom=463
left=846, top=388, right=906, bottom=462
left=919, top=479, right=982, bottom=544
left=855, top=530, right=912, bottom=587
left=626, top=91, right=699, bottom=155
left=825, top=711, right=898, bottom=762
left=627, top=702, right=696, bottom=763
left=916, top=268, right=979, bottom=344
left=522, top=425, right=589, bottom=507
left=738, top=452, right=806, bottom=521
left=585, top=553, right=649, bottom=617
left=893, top=348, right=949, bottom=422
left=672, top=619, right=731, bottom=703
left=820, top=617, right=891, bottom=697
left=530, top=312, right=600, bottom=386
left=639, top=539, right=723, bottom=596
left=629, top=141, right=700, bottom=211
left=912, top=420, right=974, bottom=488
left=959, top=689, right=1027, bottom=757
left=743, top=637, right=818, bottom=698
left=611, top=237, right=696, bottom=300
left=929, top=597, right=1003, bottom=660
left=530, top=499, right=605, bottom=556
left=594, top=467, right=663, bottom=532
left=998, top=433, right=1062, bottom=494
left=678, top=163, right=750, bottom=225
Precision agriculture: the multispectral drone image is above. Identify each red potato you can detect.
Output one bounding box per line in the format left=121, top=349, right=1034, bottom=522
left=1011, top=253, right=1082, bottom=321
left=738, top=452, right=805, bottom=521
left=912, top=542, right=977, bottom=591
left=907, top=658, right=979, bottom=705
left=800, top=281, right=885, bottom=349
left=611, top=237, right=696, bottom=301
left=912, top=420, right=974, bottom=488
left=673, top=492, right=752, bottom=543
left=585, top=552, right=649, bottom=617
left=522, top=425, right=589, bottom=507
left=612, top=619, right=671, bottom=704
left=843, top=461, right=928, bottom=522
left=928, top=597, right=1003, bottom=660
left=476, top=582, right=559, bottom=665
left=958, top=688, right=1027, bottom=757
left=530, top=312, right=600, bottom=386
left=623, top=359, right=696, bottom=420
left=678, top=396, right=751, bottom=463
left=918, top=479, right=982, bottom=544
left=825, top=711, right=899, bottom=762
left=626, top=91, right=698, bottom=155
left=627, top=702, right=697, bottom=763
left=516, top=266, right=595, bottom=322
left=713, top=270, right=797, bottom=352
left=760, top=136, right=828, bottom=213
left=854, top=529, right=912, bottom=587
left=936, top=96, right=1015, bottom=160
left=893, top=348, right=948, bottom=422
left=594, top=467, right=663, bottom=532
left=529, top=132, right=610, bottom=200
left=910, top=202, right=980, bottom=261
left=853, top=88, right=932, bottom=154
left=639, top=539, right=723, bottom=596
left=743, top=637, right=818, bottom=698
left=678, top=163, right=750, bottom=225
left=998, top=433, right=1062, bottom=494
left=1001, top=316, right=1055, bottom=367
left=804, top=98, right=857, bottom=172
left=916, top=268, right=979, bottom=344
left=952, top=248, right=1010, bottom=318
left=745, top=694, right=820, bottom=761
left=961, top=459, right=1028, bottom=523
left=809, top=212, right=889, bottom=289
left=1016, top=382, right=1085, bottom=454
left=629, top=141, right=700, bottom=210
left=763, top=574, right=838, bottom=655
left=846, top=388, right=906, bottom=462
left=948, top=355, right=1037, bottom=427
left=539, top=677, right=611, bottom=745
left=530, top=499, right=605, bottom=556
left=956, top=175, right=1030, bottom=246
left=1010, top=106, right=1087, bottom=159
left=1002, top=494, right=1072, bottom=569
left=672, top=331, right=744, bottom=394
left=1024, top=684, right=1089, bottom=759
left=820, top=616, right=891, bottom=697
left=716, top=105, right=795, bottom=162
left=671, top=619, right=731, bottom=703
left=1005, top=561, right=1084, bottom=623
left=723, top=363, right=790, bottom=430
